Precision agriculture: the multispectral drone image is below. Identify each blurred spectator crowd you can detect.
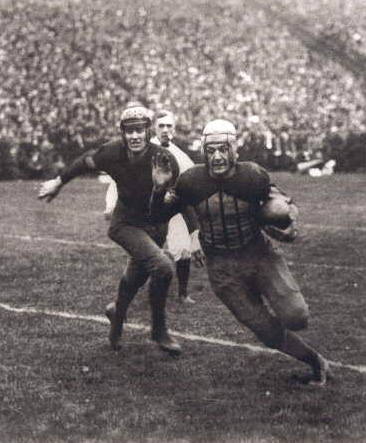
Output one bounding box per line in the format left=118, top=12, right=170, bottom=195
left=1, top=0, right=366, bottom=178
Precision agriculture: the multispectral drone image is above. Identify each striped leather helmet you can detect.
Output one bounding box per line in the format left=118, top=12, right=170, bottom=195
left=120, top=105, right=152, bottom=131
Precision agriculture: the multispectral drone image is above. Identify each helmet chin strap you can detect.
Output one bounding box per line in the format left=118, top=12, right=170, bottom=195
left=227, top=148, right=238, bottom=170
left=121, top=125, right=151, bottom=146
left=225, top=133, right=238, bottom=169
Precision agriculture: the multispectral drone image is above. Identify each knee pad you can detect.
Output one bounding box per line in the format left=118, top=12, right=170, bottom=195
left=149, top=255, right=174, bottom=284
left=153, top=258, right=174, bottom=282
left=282, top=306, right=309, bottom=331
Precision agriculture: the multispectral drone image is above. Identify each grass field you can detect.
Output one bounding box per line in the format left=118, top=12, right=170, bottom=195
left=0, top=173, right=366, bottom=443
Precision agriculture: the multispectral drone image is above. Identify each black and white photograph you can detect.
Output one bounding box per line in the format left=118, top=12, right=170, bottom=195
left=1, top=0, right=365, bottom=442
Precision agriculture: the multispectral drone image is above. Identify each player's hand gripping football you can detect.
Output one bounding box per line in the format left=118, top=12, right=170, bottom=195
left=38, top=177, right=63, bottom=202
left=152, top=151, right=174, bottom=192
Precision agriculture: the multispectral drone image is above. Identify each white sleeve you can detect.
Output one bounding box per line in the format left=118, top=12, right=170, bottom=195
left=168, top=145, right=194, bottom=174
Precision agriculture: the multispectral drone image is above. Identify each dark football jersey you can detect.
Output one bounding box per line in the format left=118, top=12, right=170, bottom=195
left=175, top=163, right=270, bottom=251
left=93, top=139, right=178, bottom=224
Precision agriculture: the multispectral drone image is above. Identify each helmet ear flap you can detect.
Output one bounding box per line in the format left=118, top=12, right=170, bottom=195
left=200, top=136, right=209, bottom=166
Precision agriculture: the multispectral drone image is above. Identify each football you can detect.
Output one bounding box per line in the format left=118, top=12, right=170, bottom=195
left=259, top=196, right=292, bottom=229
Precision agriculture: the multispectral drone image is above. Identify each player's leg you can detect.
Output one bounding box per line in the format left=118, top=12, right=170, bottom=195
left=106, top=259, right=149, bottom=351
left=205, top=252, right=284, bottom=346
left=176, top=258, right=194, bottom=303
left=278, top=330, right=329, bottom=386
left=166, top=214, right=194, bottom=303
left=143, top=225, right=182, bottom=355
left=109, top=221, right=181, bottom=355
left=206, top=252, right=329, bottom=385
left=256, top=243, right=309, bottom=331
left=256, top=245, right=329, bottom=385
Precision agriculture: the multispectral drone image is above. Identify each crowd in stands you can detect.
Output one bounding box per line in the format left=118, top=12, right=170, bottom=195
left=1, top=0, right=366, bottom=178
left=278, top=0, right=366, bottom=57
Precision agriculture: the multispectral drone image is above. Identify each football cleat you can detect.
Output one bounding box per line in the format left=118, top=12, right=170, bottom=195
left=309, top=354, right=330, bottom=387
left=180, top=295, right=196, bottom=305
left=105, top=301, right=123, bottom=351
left=151, top=330, right=182, bottom=356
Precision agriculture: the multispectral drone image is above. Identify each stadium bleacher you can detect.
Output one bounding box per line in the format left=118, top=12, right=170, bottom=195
left=1, top=0, right=366, bottom=176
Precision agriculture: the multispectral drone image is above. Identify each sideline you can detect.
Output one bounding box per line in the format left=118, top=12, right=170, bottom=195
left=3, top=233, right=366, bottom=272
left=0, top=302, right=365, bottom=375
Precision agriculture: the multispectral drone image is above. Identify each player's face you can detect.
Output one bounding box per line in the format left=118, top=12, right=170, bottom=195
left=124, top=126, right=148, bottom=153
left=205, top=142, right=234, bottom=177
left=156, top=115, right=175, bottom=147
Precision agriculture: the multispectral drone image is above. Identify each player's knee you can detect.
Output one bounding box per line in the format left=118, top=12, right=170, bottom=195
left=153, top=257, right=174, bottom=282
left=282, top=305, right=309, bottom=331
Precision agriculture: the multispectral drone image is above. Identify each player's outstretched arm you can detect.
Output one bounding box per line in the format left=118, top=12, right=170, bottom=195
left=38, top=150, right=97, bottom=203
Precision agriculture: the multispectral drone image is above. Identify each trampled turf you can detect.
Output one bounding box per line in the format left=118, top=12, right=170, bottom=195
left=0, top=174, right=365, bottom=443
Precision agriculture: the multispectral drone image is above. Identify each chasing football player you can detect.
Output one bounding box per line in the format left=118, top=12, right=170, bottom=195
left=103, top=109, right=200, bottom=304
left=38, top=105, right=201, bottom=356
left=150, top=119, right=330, bottom=385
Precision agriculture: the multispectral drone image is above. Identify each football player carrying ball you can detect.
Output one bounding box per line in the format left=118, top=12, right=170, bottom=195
left=150, top=118, right=330, bottom=386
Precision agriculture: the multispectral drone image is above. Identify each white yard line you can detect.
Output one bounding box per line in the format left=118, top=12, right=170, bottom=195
left=3, top=233, right=116, bottom=250
left=3, top=233, right=366, bottom=272
left=286, top=260, right=365, bottom=272
left=302, top=224, right=366, bottom=233
left=0, top=302, right=365, bottom=375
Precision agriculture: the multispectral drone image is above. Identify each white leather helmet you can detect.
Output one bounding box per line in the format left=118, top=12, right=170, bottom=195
left=201, top=119, right=238, bottom=171
left=201, top=119, right=237, bottom=146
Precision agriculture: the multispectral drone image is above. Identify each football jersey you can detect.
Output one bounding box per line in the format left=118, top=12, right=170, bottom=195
left=93, top=138, right=178, bottom=224
left=175, top=163, right=270, bottom=251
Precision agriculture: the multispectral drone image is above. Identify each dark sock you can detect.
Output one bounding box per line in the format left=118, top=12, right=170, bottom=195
left=149, top=272, right=172, bottom=338
left=281, top=330, right=320, bottom=370
left=176, top=259, right=191, bottom=298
